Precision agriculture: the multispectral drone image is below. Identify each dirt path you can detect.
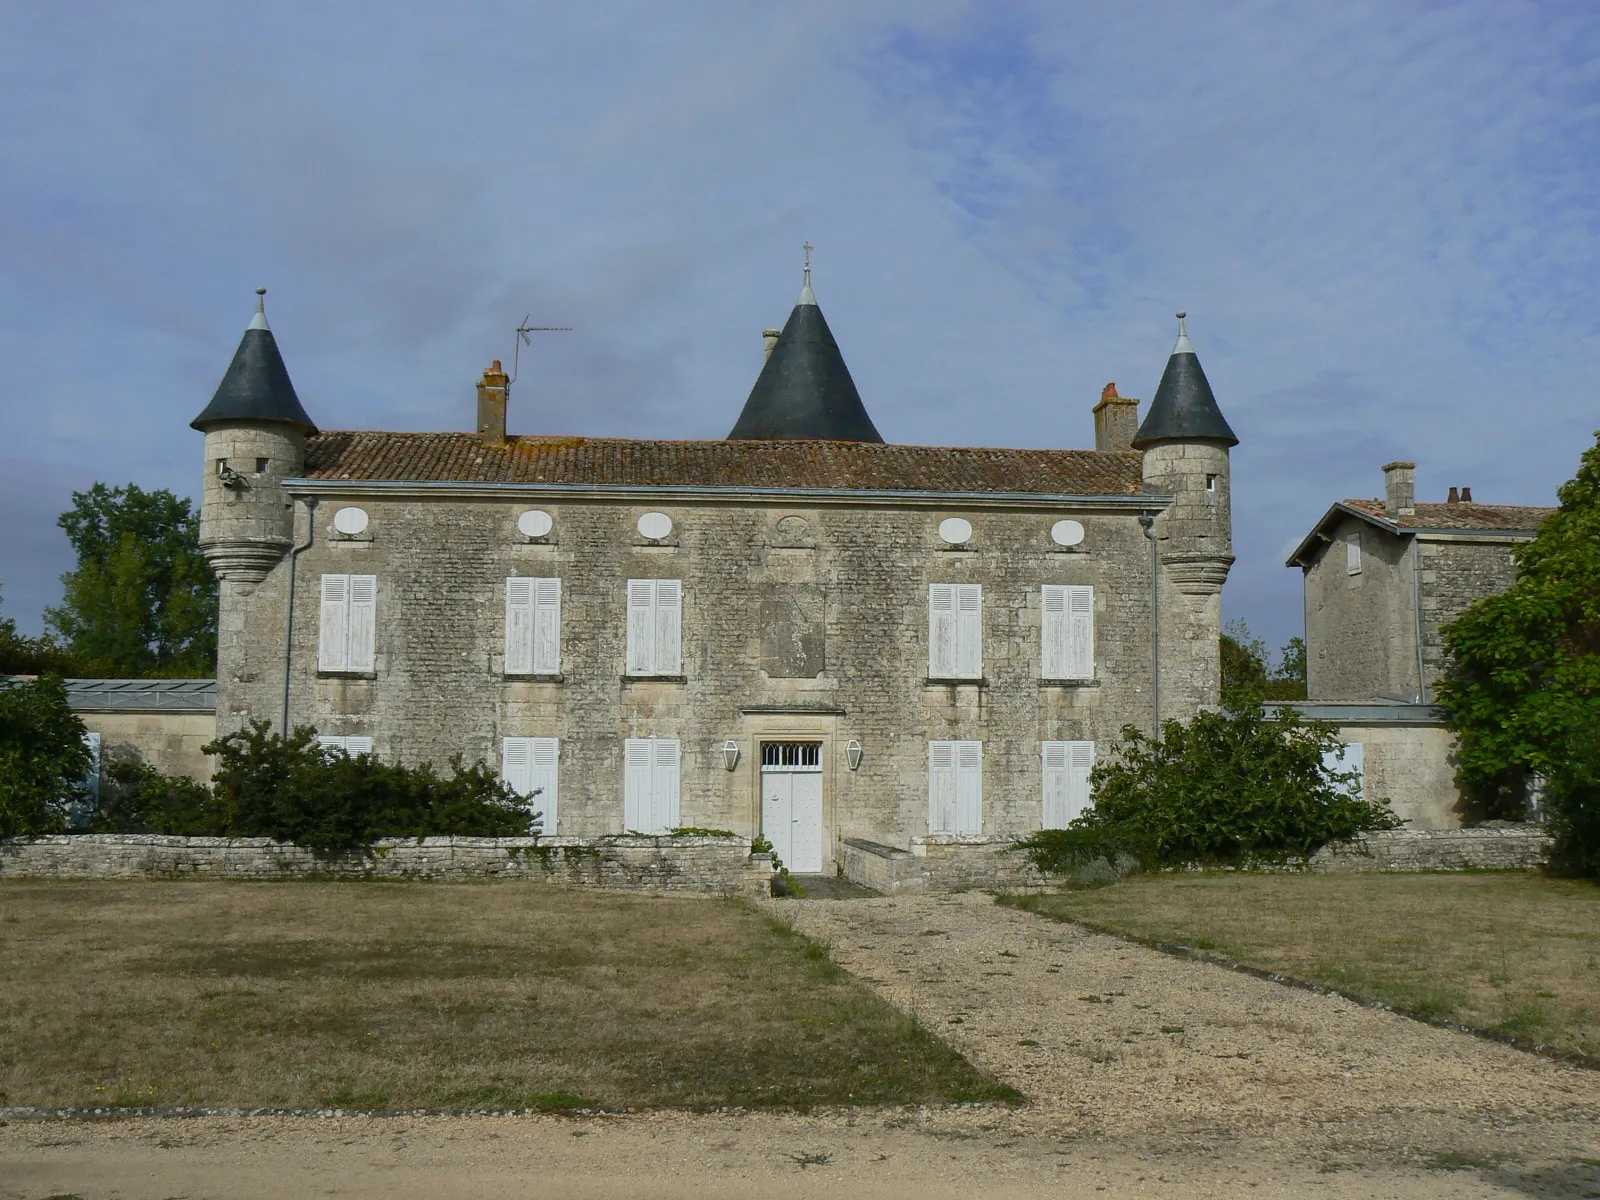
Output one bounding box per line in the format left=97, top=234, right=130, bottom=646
left=5, top=891, right=1600, bottom=1198
left=776, top=893, right=1600, bottom=1167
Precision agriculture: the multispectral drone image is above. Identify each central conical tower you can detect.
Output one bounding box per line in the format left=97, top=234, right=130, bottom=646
left=727, top=258, right=883, bottom=442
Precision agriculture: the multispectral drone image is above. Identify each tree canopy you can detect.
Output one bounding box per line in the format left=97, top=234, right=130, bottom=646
left=0, top=674, right=90, bottom=837
left=1439, top=435, right=1600, bottom=875
left=44, top=483, right=216, bottom=678
left=0, top=586, right=78, bottom=675
left=1221, top=619, right=1307, bottom=706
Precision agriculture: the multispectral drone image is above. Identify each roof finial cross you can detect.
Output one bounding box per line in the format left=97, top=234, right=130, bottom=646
left=803, top=241, right=813, bottom=288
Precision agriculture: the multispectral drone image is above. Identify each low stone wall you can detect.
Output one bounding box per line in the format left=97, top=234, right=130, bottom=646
left=841, top=835, right=1050, bottom=894
left=0, top=834, right=773, bottom=896
left=1309, top=825, right=1551, bottom=872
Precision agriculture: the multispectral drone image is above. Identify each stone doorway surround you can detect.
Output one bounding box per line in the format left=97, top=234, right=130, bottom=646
left=735, top=710, right=842, bottom=873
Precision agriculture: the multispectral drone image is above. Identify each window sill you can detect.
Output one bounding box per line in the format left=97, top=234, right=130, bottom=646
left=317, top=670, right=377, bottom=680
left=1039, top=678, right=1099, bottom=688
left=504, top=673, right=564, bottom=683
left=622, top=674, right=687, bottom=683
left=925, top=676, right=987, bottom=686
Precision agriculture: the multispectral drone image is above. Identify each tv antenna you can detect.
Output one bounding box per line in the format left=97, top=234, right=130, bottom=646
left=511, top=316, right=572, bottom=386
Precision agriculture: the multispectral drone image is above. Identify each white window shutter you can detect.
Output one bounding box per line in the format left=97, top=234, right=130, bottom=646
left=319, top=574, right=350, bottom=671
left=529, top=737, right=559, bottom=832
left=347, top=575, right=377, bottom=672
left=624, top=737, right=653, bottom=831
left=1041, top=586, right=1068, bottom=679
left=655, top=580, right=682, bottom=675
left=345, top=736, right=374, bottom=757
left=533, top=578, right=561, bottom=674
left=1042, top=741, right=1069, bottom=828
left=318, top=734, right=347, bottom=755
left=626, top=581, right=655, bottom=674
left=652, top=738, right=681, bottom=832
left=957, top=585, right=982, bottom=678
left=929, top=585, right=957, bottom=677
left=928, top=741, right=957, bottom=833
left=1346, top=531, right=1362, bottom=575
left=1323, top=742, right=1365, bottom=797
left=505, top=578, right=535, bottom=674
left=1066, top=586, right=1095, bottom=679
left=955, top=740, right=983, bottom=834
left=1066, top=740, right=1094, bottom=824
left=503, top=737, right=533, bottom=796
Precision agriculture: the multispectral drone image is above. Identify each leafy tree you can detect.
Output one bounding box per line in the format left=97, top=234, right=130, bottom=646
left=45, top=483, right=216, bottom=678
left=0, top=675, right=91, bottom=837
left=0, top=586, right=80, bottom=675
left=1439, top=436, right=1600, bottom=874
left=1221, top=619, right=1308, bottom=706
left=1016, top=699, right=1400, bottom=875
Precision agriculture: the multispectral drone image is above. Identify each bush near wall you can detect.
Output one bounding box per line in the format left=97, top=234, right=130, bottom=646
left=91, top=721, right=538, bottom=856
left=1017, top=699, right=1400, bottom=877
left=0, top=675, right=91, bottom=838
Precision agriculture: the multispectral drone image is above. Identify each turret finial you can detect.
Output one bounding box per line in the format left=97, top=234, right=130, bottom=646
left=798, top=242, right=817, bottom=306
left=250, top=287, right=271, bottom=332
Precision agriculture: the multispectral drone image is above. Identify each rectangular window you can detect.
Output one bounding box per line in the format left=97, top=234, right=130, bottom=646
left=505, top=577, right=561, bottom=674
left=624, top=737, right=681, bottom=833
left=1322, top=742, right=1365, bottom=798
left=255, top=457, right=270, bottom=474
left=1041, top=585, right=1094, bottom=679
left=1042, top=740, right=1094, bottom=828
left=928, top=583, right=982, bottom=678
left=928, top=739, right=983, bottom=834
left=318, top=574, right=376, bottom=672
left=503, top=736, right=559, bottom=832
left=1346, top=531, right=1362, bottom=575
left=317, top=735, right=374, bottom=756
left=626, top=579, right=683, bottom=675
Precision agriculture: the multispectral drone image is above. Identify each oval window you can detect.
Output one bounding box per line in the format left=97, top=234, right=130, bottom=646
left=332, top=506, right=369, bottom=536
left=938, top=517, right=972, bottom=545
left=637, top=512, right=673, bottom=540
left=517, top=509, right=553, bottom=538
left=1050, top=519, right=1085, bottom=547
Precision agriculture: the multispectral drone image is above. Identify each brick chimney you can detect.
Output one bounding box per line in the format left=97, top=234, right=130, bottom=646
left=1447, top=486, right=1459, bottom=504
left=476, top=360, right=509, bottom=446
left=1460, top=486, right=1473, bottom=503
left=1382, top=460, right=1415, bottom=517
left=1093, top=383, right=1141, bottom=452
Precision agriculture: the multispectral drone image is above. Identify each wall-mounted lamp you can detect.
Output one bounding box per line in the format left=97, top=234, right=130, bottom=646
left=845, top=740, right=863, bottom=771
left=721, top=740, right=741, bottom=771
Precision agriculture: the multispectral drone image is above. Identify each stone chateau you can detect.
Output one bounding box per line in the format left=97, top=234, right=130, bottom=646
left=190, top=274, right=1236, bottom=873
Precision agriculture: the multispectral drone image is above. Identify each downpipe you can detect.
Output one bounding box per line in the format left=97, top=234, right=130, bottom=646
left=281, top=498, right=318, bottom=733
left=1139, top=513, right=1160, bottom=736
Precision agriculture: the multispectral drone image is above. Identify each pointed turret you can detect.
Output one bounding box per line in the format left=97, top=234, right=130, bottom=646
left=1131, top=314, right=1236, bottom=449
left=191, top=289, right=316, bottom=433
left=727, top=252, right=883, bottom=442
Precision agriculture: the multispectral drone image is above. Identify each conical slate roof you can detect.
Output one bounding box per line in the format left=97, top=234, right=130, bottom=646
left=190, top=290, right=316, bottom=434
left=1131, top=317, right=1236, bottom=450
left=726, top=275, right=883, bottom=442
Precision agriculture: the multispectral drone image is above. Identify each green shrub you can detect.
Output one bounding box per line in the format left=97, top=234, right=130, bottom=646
left=200, top=722, right=540, bottom=856
left=0, top=675, right=90, bottom=837
left=1016, top=700, right=1401, bottom=875
left=93, top=758, right=227, bottom=835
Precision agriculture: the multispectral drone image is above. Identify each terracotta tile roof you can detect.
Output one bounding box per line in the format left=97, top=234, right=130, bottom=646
left=302, top=432, right=1146, bottom=496
left=1344, top=497, right=1557, bottom=532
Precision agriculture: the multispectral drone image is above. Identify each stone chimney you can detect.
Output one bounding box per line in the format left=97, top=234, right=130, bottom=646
left=1383, top=460, right=1416, bottom=517
left=476, top=360, right=509, bottom=445
left=762, top=329, right=782, bottom=360
left=1093, top=383, right=1140, bottom=452
left=1447, top=486, right=1459, bottom=504
left=1460, top=486, right=1473, bottom=503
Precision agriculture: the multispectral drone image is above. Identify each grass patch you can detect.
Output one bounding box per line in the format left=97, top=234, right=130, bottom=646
left=0, top=881, right=1015, bottom=1110
left=1005, top=873, right=1600, bottom=1057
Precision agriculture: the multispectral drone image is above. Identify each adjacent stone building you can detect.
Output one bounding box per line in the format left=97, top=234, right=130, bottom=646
left=1288, top=462, right=1555, bottom=703
left=192, top=279, right=1237, bottom=872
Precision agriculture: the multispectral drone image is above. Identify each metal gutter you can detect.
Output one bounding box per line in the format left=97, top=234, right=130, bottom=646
left=282, top=477, right=1172, bottom=511
left=281, top=498, right=317, bottom=732
left=1266, top=700, right=1447, bottom=725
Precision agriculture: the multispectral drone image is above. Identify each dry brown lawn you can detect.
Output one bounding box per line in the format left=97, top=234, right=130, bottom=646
left=0, top=881, right=1016, bottom=1111
left=1008, top=872, right=1600, bottom=1056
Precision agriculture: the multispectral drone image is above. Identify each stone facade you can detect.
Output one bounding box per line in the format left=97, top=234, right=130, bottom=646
left=64, top=680, right=218, bottom=787
left=210, top=487, right=1225, bottom=869
left=0, top=834, right=770, bottom=894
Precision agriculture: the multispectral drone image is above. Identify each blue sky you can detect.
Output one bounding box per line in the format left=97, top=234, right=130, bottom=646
left=3, top=1, right=1597, bottom=656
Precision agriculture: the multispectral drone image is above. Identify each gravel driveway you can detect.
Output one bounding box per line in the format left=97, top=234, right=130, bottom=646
left=774, top=891, right=1600, bottom=1166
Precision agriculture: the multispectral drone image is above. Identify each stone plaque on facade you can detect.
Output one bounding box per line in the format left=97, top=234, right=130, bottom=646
left=760, top=585, right=825, bottom=678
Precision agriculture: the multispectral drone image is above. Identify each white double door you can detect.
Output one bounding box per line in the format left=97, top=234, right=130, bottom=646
left=761, top=765, right=824, bottom=874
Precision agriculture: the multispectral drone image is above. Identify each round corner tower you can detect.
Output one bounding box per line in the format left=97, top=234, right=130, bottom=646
left=191, top=289, right=317, bottom=583
left=1131, top=314, right=1238, bottom=713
